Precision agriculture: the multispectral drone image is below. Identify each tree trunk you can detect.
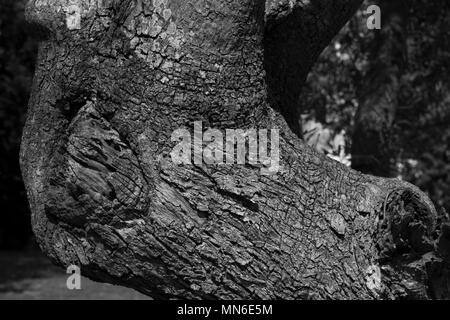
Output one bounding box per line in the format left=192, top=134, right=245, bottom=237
left=20, top=0, right=450, bottom=299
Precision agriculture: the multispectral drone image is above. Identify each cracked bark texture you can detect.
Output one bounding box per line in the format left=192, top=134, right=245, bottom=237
left=21, top=0, right=450, bottom=299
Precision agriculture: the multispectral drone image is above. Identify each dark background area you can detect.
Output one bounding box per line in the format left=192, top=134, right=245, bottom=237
left=0, top=0, right=35, bottom=250
left=300, top=0, right=450, bottom=216
left=0, top=0, right=448, bottom=298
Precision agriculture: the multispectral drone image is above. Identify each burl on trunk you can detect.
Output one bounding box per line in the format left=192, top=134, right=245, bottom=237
left=21, top=0, right=450, bottom=299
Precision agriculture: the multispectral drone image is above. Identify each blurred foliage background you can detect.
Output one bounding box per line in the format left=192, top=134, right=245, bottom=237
left=0, top=0, right=448, bottom=249
left=301, top=0, right=450, bottom=214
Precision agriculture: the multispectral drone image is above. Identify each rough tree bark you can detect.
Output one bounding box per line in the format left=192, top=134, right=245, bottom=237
left=21, top=0, right=450, bottom=299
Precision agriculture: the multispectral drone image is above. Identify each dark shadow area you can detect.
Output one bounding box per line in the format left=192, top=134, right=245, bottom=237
left=0, top=0, right=37, bottom=250
left=0, top=245, right=150, bottom=299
